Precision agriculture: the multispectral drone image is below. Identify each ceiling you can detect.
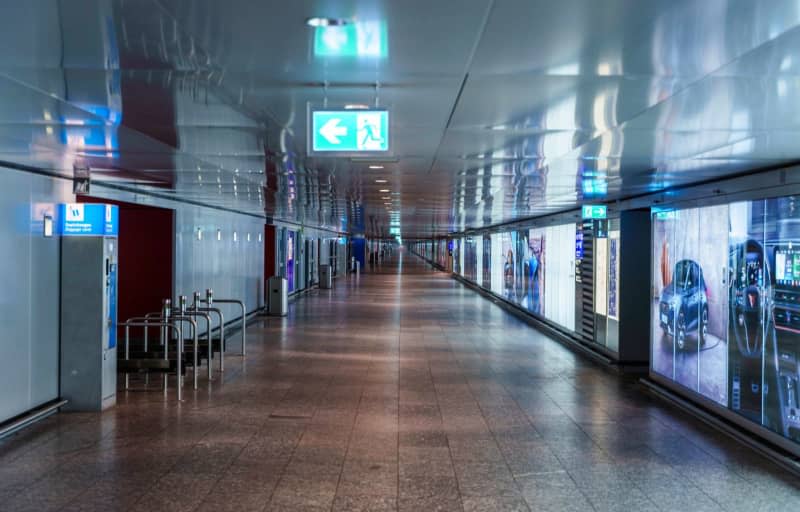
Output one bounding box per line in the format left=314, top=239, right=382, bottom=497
left=1, top=0, right=800, bottom=237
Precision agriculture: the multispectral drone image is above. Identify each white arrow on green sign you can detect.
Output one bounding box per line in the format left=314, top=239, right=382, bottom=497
left=311, top=110, right=389, bottom=153
left=582, top=205, right=607, bottom=219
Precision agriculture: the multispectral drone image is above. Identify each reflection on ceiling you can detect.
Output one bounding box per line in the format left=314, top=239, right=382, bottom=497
left=1, top=0, right=800, bottom=237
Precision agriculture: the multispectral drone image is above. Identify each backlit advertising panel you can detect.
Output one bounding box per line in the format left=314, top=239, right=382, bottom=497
left=652, top=194, right=800, bottom=449
left=482, top=235, right=491, bottom=289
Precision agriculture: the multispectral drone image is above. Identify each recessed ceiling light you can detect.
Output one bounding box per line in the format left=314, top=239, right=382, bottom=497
left=379, top=189, right=390, bottom=193
left=369, top=165, right=384, bottom=169
left=305, top=17, right=350, bottom=27
left=375, top=179, right=387, bottom=183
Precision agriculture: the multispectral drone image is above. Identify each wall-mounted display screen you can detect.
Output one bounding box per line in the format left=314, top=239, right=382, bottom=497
left=541, top=223, right=576, bottom=330
left=458, top=238, right=465, bottom=276
left=491, top=234, right=503, bottom=294
left=608, top=235, right=619, bottom=320
left=287, top=231, right=296, bottom=292
left=479, top=225, right=576, bottom=331
left=525, top=228, right=546, bottom=316
left=482, top=235, right=491, bottom=289
left=651, top=205, right=728, bottom=406
left=652, top=194, right=800, bottom=449
left=474, top=237, right=483, bottom=286
left=464, top=237, right=478, bottom=282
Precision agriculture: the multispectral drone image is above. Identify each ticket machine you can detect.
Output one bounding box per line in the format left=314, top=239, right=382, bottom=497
left=59, top=203, right=119, bottom=411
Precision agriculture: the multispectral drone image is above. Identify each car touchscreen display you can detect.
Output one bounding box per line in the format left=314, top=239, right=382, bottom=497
left=775, top=248, right=800, bottom=287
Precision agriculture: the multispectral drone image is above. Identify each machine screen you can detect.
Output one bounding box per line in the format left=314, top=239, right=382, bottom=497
left=775, top=248, right=800, bottom=287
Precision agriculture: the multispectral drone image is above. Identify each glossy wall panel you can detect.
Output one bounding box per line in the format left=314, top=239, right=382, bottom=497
left=88, top=185, right=268, bottom=330
left=174, top=206, right=265, bottom=329
left=0, top=167, right=71, bottom=422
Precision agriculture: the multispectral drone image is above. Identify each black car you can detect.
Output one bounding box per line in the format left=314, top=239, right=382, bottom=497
left=659, top=259, right=709, bottom=350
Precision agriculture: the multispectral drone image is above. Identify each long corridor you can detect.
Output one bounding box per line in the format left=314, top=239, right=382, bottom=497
left=0, top=251, right=798, bottom=511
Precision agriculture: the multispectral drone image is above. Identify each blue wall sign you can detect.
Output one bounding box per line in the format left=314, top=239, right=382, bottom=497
left=108, top=262, right=117, bottom=349
left=57, top=203, right=119, bottom=236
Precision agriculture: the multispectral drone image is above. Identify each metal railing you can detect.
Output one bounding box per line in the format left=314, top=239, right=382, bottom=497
left=119, top=289, right=248, bottom=400
left=120, top=319, right=184, bottom=401
left=198, top=289, right=247, bottom=356
left=177, top=295, right=213, bottom=382
left=190, top=291, right=226, bottom=372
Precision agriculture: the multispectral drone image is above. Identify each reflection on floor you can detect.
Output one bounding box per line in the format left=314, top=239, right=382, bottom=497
left=0, top=251, right=798, bottom=511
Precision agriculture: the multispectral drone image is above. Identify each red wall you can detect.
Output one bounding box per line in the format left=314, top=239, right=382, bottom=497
left=79, top=197, right=174, bottom=324
left=264, top=225, right=276, bottom=302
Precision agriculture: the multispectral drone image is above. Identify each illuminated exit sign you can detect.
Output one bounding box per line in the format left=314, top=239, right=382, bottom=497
left=314, top=21, right=388, bottom=58
left=582, top=205, right=607, bottom=219
left=311, top=109, right=389, bottom=153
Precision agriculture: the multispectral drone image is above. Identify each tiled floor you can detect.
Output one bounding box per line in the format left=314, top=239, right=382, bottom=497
left=1, top=251, right=799, bottom=511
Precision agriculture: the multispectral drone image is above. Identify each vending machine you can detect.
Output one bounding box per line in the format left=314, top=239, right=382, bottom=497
left=59, top=203, right=119, bottom=411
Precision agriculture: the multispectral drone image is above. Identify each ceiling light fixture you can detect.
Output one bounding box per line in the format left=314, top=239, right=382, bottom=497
left=369, top=165, right=384, bottom=169
left=305, top=17, right=350, bottom=27
left=379, top=189, right=390, bottom=193
left=345, top=104, right=370, bottom=110
left=375, top=179, right=388, bottom=183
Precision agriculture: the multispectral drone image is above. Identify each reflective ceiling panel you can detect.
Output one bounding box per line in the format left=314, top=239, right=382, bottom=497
left=1, top=0, right=800, bottom=237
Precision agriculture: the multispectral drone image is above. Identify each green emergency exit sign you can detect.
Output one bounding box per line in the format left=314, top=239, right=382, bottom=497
left=582, top=205, right=607, bottom=219
left=314, top=22, right=388, bottom=58
left=311, top=109, right=389, bottom=153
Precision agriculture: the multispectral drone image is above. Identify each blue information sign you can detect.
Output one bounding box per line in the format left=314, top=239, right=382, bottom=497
left=57, top=203, right=119, bottom=236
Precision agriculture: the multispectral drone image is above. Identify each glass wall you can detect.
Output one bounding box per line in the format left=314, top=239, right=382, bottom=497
left=651, top=193, right=800, bottom=450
